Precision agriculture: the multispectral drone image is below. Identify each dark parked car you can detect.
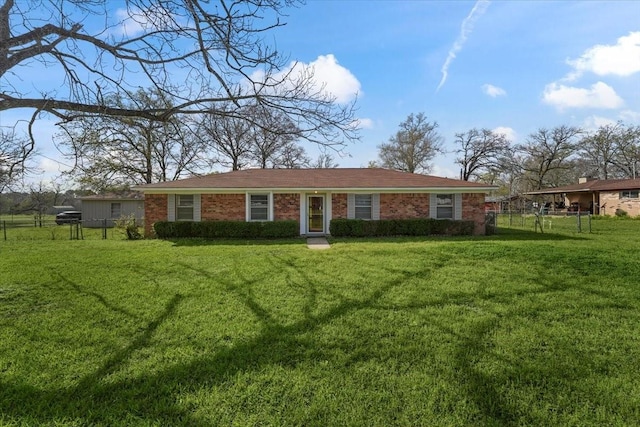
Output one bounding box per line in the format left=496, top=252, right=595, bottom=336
left=55, top=211, right=82, bottom=225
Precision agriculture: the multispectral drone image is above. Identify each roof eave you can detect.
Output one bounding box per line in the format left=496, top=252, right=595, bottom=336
left=138, top=186, right=498, bottom=194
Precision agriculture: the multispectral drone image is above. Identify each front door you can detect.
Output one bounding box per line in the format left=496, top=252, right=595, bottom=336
left=307, top=195, right=325, bottom=233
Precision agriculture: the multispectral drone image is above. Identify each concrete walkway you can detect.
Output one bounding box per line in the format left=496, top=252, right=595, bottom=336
left=306, top=237, right=331, bottom=250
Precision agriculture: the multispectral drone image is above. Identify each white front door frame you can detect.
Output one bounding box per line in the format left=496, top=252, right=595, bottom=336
left=307, top=194, right=325, bottom=234
left=299, top=192, right=332, bottom=236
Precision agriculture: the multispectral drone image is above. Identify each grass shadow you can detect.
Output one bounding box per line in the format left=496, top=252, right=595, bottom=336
left=0, top=236, right=635, bottom=425
left=328, top=228, right=587, bottom=245
left=166, top=237, right=305, bottom=247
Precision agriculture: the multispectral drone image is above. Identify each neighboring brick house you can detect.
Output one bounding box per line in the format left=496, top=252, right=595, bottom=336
left=526, top=177, right=640, bottom=216
left=134, top=168, right=497, bottom=236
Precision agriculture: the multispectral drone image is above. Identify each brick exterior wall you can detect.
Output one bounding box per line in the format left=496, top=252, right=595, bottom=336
left=599, top=191, right=640, bottom=217
left=274, top=193, right=300, bottom=220
left=332, top=193, right=348, bottom=219
left=144, top=191, right=488, bottom=237
left=144, top=194, right=168, bottom=236
left=462, top=193, right=487, bottom=235
left=201, top=194, right=245, bottom=221
left=380, top=193, right=430, bottom=219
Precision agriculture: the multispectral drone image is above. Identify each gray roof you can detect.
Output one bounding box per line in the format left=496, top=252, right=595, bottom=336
left=80, top=191, right=144, bottom=201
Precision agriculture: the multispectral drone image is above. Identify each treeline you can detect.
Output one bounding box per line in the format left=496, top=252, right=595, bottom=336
left=0, top=189, right=83, bottom=216
left=374, top=113, right=640, bottom=196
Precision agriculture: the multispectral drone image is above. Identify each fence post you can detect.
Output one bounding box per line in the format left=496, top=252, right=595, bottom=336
left=588, top=214, right=592, bottom=233
left=2, top=220, right=5, bottom=241
left=577, top=214, right=582, bottom=233
left=103, top=219, right=107, bottom=239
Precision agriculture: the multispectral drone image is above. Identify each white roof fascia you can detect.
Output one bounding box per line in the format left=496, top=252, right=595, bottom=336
left=140, top=186, right=497, bottom=194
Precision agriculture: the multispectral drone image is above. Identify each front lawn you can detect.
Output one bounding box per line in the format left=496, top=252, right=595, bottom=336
left=1, top=220, right=639, bottom=426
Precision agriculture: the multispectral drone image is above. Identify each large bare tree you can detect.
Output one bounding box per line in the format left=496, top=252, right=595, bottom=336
left=246, top=104, right=302, bottom=168
left=0, top=0, right=359, bottom=147
left=310, top=152, right=339, bottom=168
left=518, top=125, right=582, bottom=191
left=577, top=123, right=625, bottom=180
left=0, top=128, right=35, bottom=191
left=57, top=88, right=208, bottom=191
left=610, top=124, right=640, bottom=179
left=454, top=128, right=510, bottom=181
left=198, top=103, right=254, bottom=171
left=377, top=113, right=443, bottom=174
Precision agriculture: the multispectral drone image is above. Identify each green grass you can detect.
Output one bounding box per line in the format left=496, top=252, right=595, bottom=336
left=1, top=220, right=639, bottom=426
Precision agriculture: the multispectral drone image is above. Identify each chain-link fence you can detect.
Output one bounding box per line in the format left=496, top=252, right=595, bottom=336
left=0, top=217, right=142, bottom=241
left=486, top=210, right=593, bottom=234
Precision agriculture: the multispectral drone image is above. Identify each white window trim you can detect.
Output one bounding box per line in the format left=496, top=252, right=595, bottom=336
left=246, top=192, right=273, bottom=222
left=168, top=194, right=200, bottom=222
left=347, top=193, right=380, bottom=220
left=430, top=193, right=462, bottom=220
left=354, top=194, right=373, bottom=220
left=176, top=194, right=195, bottom=221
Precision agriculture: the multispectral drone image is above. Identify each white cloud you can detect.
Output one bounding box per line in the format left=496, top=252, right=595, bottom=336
left=582, top=115, right=618, bottom=131
left=112, top=9, right=146, bottom=36
left=620, top=110, right=640, bottom=124
left=431, top=163, right=459, bottom=179
left=111, top=6, right=178, bottom=37
left=251, top=54, right=361, bottom=105
left=542, top=81, right=624, bottom=111
left=37, top=156, right=71, bottom=175
left=354, top=118, right=374, bottom=130
left=492, top=126, right=517, bottom=142
left=566, top=31, right=640, bottom=80
left=482, top=84, right=506, bottom=97
left=436, top=0, right=491, bottom=92
left=306, top=55, right=361, bottom=104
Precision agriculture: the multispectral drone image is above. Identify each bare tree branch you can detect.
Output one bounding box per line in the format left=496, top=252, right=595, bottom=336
left=377, top=113, right=442, bottom=174
left=1, top=0, right=359, bottom=149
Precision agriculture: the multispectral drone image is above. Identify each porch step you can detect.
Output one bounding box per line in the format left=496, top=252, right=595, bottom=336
left=307, top=237, right=331, bottom=250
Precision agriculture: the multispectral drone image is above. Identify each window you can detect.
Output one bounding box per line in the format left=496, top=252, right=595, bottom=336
left=250, top=194, right=269, bottom=221
left=620, top=190, right=639, bottom=199
left=436, top=194, right=453, bottom=219
left=354, top=194, right=372, bottom=220
left=110, top=202, right=121, bottom=218
left=176, top=195, right=194, bottom=221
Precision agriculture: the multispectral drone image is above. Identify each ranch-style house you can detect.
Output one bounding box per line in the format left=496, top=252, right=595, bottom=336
left=135, top=168, right=498, bottom=237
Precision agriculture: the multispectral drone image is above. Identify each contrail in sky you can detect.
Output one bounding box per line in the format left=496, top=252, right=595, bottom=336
left=436, top=0, right=491, bottom=92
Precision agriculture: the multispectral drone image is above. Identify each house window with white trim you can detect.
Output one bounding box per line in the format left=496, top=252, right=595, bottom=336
left=176, top=195, right=194, bottom=221
left=110, top=202, right=122, bottom=218
left=436, top=194, right=454, bottom=219
left=620, top=190, right=639, bottom=199
left=354, top=194, right=372, bottom=220
left=249, top=194, right=269, bottom=221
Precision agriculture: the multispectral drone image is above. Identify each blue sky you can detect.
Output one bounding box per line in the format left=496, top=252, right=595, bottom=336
left=5, top=0, right=640, bottom=185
